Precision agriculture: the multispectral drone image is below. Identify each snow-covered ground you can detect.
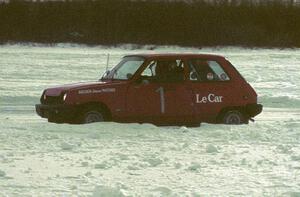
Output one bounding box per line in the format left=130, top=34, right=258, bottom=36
left=0, top=44, right=300, bottom=196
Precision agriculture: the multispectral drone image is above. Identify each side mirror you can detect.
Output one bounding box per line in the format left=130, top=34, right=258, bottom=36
left=104, top=70, right=110, bottom=76
left=100, top=70, right=111, bottom=80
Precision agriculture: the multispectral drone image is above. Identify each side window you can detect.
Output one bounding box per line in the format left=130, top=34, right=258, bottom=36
left=141, top=60, right=156, bottom=77
left=189, top=59, right=230, bottom=82
left=140, top=59, right=184, bottom=83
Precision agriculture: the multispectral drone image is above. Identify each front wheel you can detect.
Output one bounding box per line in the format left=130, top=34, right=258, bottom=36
left=222, top=110, right=246, bottom=125
left=82, top=110, right=104, bottom=124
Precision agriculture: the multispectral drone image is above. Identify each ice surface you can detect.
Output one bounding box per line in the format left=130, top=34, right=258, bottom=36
left=0, top=44, right=300, bottom=196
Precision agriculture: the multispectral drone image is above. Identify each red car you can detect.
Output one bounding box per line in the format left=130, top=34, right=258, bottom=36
left=36, top=54, right=262, bottom=126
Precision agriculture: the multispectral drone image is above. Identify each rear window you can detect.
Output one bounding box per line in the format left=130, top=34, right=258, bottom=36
left=188, top=59, right=230, bottom=82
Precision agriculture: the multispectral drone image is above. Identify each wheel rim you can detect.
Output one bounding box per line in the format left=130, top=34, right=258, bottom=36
left=224, top=112, right=242, bottom=124
left=84, top=111, right=104, bottom=123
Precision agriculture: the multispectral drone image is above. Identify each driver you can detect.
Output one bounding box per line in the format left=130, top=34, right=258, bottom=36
left=166, top=61, right=184, bottom=82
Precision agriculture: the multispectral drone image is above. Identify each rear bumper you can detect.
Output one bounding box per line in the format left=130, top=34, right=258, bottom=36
left=246, top=103, right=263, bottom=117
left=35, top=104, right=78, bottom=122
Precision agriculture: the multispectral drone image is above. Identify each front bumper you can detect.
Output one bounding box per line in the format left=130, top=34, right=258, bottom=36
left=35, top=104, right=78, bottom=123
left=246, top=103, right=263, bottom=117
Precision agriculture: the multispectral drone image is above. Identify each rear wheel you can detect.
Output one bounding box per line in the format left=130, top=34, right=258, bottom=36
left=222, top=110, right=245, bottom=125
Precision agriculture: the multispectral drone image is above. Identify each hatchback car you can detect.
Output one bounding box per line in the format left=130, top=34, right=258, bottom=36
left=36, top=54, right=262, bottom=125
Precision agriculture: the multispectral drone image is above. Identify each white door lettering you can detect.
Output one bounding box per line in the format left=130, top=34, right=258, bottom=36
left=196, top=94, right=223, bottom=103
left=196, top=94, right=201, bottom=103
left=196, top=94, right=207, bottom=103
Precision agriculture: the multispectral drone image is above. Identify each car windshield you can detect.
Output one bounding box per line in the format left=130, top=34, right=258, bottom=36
left=102, top=56, right=145, bottom=80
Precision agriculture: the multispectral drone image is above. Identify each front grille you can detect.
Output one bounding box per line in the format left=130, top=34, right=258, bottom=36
left=41, top=95, right=63, bottom=105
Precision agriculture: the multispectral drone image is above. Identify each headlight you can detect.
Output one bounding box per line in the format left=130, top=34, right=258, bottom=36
left=63, top=93, right=67, bottom=101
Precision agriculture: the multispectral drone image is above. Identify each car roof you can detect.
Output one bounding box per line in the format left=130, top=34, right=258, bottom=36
left=124, top=53, right=225, bottom=60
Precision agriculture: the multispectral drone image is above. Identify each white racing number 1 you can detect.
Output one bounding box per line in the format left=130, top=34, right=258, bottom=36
left=156, top=87, right=165, bottom=114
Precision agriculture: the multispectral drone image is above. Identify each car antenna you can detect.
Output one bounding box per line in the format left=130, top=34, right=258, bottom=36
left=106, top=53, right=110, bottom=72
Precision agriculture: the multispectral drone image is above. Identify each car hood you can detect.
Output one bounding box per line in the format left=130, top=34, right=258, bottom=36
left=44, top=81, right=122, bottom=96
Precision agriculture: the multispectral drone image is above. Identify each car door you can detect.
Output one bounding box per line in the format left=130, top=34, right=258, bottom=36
left=186, top=58, right=232, bottom=123
left=126, top=59, right=194, bottom=124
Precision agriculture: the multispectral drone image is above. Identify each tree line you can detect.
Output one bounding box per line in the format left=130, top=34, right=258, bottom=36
left=0, top=0, right=299, bottom=47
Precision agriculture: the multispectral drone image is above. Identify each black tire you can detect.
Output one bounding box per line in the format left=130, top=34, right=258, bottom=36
left=222, top=110, right=245, bottom=125
left=81, top=109, right=104, bottom=124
